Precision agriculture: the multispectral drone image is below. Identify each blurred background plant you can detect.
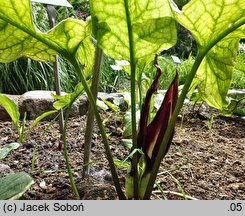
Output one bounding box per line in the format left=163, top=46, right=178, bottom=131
left=233, top=50, right=245, bottom=89
left=0, top=57, right=79, bottom=94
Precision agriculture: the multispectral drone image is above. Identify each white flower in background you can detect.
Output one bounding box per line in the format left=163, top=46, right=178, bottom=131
left=110, top=60, right=130, bottom=71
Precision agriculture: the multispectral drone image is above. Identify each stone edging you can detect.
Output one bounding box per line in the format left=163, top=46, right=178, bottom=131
left=1, top=89, right=244, bottom=121
left=0, top=90, right=130, bottom=121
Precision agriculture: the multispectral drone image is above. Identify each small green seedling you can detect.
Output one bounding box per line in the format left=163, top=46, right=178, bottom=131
left=0, top=94, right=57, bottom=144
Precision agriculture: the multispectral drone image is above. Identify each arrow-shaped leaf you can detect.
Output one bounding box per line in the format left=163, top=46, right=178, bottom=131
left=0, top=0, right=94, bottom=76
left=90, top=0, right=177, bottom=61
left=175, top=0, right=245, bottom=109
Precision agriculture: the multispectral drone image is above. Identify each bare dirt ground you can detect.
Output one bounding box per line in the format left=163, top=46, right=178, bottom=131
left=0, top=106, right=244, bottom=200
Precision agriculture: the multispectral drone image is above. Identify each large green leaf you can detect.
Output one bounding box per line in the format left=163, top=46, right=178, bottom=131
left=90, top=0, right=177, bottom=61
left=197, top=37, right=243, bottom=109
left=176, top=0, right=245, bottom=109
left=0, top=0, right=94, bottom=76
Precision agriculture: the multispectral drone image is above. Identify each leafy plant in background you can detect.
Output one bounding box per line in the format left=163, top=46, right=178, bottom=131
left=0, top=0, right=244, bottom=200
left=0, top=94, right=57, bottom=144
left=100, top=55, right=130, bottom=93
left=0, top=94, right=55, bottom=200
left=232, top=52, right=245, bottom=89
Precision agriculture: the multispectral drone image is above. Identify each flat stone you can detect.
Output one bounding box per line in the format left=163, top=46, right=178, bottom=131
left=70, top=94, right=88, bottom=117
left=19, top=90, right=57, bottom=120
left=18, top=90, right=89, bottom=120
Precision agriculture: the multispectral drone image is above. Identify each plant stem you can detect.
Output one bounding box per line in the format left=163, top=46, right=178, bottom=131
left=138, top=73, right=143, bottom=111
left=63, top=107, right=80, bottom=199
left=46, top=5, right=65, bottom=151
left=143, top=18, right=245, bottom=200
left=83, top=47, right=103, bottom=178
left=71, top=57, right=126, bottom=200
left=124, top=0, right=139, bottom=199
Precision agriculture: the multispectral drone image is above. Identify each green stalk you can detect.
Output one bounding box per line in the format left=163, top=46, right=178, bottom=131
left=63, top=106, right=80, bottom=199
left=83, top=47, right=103, bottom=177
left=70, top=57, right=126, bottom=200
left=166, top=171, right=187, bottom=200
left=124, top=0, right=139, bottom=199
left=143, top=18, right=245, bottom=199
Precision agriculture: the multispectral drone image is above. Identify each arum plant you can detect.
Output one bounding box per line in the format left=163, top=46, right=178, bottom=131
left=89, top=0, right=177, bottom=199
left=143, top=1, right=245, bottom=199
left=0, top=0, right=244, bottom=200
left=89, top=0, right=245, bottom=199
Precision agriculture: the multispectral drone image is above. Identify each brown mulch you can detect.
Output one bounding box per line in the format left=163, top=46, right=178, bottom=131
left=0, top=107, right=244, bottom=200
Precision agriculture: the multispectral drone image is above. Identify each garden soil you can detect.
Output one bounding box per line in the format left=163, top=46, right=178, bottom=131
left=0, top=106, right=244, bottom=200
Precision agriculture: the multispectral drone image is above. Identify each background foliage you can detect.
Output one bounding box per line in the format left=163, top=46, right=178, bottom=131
left=0, top=1, right=244, bottom=95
